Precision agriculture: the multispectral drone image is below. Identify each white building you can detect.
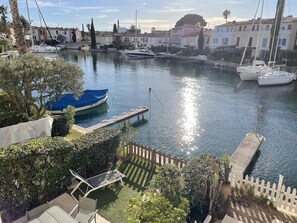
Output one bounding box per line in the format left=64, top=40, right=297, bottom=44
left=211, top=16, right=297, bottom=54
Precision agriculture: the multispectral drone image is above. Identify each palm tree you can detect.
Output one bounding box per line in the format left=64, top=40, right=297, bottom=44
left=8, top=0, right=27, bottom=54
left=222, top=10, right=231, bottom=23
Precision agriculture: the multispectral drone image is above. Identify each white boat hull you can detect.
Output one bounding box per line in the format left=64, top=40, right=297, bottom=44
left=237, top=65, right=272, bottom=81
left=49, top=95, right=108, bottom=114
left=257, top=71, right=296, bottom=86
left=126, top=49, right=156, bottom=58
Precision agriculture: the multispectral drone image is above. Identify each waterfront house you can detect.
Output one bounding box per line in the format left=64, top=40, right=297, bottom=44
left=30, top=26, right=82, bottom=43
left=210, top=16, right=297, bottom=56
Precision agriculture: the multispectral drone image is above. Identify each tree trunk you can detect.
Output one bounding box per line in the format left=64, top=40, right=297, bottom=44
left=8, top=0, right=27, bottom=54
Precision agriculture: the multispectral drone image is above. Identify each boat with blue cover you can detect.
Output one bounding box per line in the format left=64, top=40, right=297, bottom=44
left=46, top=89, right=108, bottom=114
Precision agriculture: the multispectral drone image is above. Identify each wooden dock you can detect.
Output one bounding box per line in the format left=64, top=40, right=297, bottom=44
left=230, top=132, right=265, bottom=179
left=87, top=106, right=148, bottom=131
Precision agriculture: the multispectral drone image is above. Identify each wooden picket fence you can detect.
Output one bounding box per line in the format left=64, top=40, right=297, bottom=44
left=230, top=174, right=297, bottom=217
left=124, top=142, right=297, bottom=217
left=123, top=141, right=187, bottom=169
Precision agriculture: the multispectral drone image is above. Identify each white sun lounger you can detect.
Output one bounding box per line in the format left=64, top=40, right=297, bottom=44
left=70, top=169, right=125, bottom=199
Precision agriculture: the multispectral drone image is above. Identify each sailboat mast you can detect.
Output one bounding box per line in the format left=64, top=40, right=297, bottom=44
left=25, top=0, right=34, bottom=49
left=268, top=0, right=285, bottom=64
left=255, top=0, right=264, bottom=60
left=135, top=10, right=137, bottom=48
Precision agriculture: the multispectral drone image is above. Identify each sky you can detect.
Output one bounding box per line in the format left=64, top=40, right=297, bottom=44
left=3, top=0, right=297, bottom=32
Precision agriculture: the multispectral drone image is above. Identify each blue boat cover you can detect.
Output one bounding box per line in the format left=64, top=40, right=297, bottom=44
left=47, top=89, right=108, bottom=111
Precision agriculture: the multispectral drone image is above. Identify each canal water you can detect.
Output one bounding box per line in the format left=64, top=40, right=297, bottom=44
left=62, top=51, right=297, bottom=189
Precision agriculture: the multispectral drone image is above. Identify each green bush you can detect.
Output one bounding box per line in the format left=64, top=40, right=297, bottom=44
left=0, top=137, right=74, bottom=222
left=212, top=192, right=231, bottom=219
left=0, top=93, right=29, bottom=128
left=51, top=115, right=69, bottom=136
left=51, top=106, right=75, bottom=137
left=72, top=128, right=120, bottom=177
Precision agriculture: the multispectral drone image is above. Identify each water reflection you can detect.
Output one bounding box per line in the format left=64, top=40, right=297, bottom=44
left=75, top=103, right=109, bottom=125
left=178, top=77, right=203, bottom=154
left=91, top=53, right=97, bottom=72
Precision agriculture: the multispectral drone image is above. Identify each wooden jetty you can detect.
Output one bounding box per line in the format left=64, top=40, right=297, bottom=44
left=88, top=106, right=148, bottom=131
left=230, top=132, right=265, bottom=179
left=73, top=106, right=149, bottom=133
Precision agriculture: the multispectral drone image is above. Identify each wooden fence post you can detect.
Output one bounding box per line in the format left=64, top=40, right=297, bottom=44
left=275, top=175, right=284, bottom=209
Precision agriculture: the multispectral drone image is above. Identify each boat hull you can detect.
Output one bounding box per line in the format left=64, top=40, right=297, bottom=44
left=237, top=65, right=272, bottom=81
left=47, top=89, right=109, bottom=114
left=49, top=95, right=108, bottom=114
left=257, top=71, right=296, bottom=86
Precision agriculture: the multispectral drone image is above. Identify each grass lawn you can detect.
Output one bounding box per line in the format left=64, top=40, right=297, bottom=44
left=64, top=129, right=83, bottom=141
left=74, top=158, right=157, bottom=223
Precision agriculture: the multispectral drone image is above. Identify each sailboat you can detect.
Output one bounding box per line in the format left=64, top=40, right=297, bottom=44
left=237, top=0, right=273, bottom=80
left=257, top=0, right=296, bottom=86
left=26, top=0, right=60, bottom=54
left=126, top=10, right=156, bottom=58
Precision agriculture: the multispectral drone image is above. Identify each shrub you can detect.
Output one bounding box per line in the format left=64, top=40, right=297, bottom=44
left=0, top=93, right=29, bottom=128
left=0, top=137, right=74, bottom=222
left=149, top=164, right=184, bottom=207
left=51, top=115, right=69, bottom=136
left=72, top=128, right=120, bottom=177
left=212, top=192, right=231, bottom=219
left=51, top=106, right=75, bottom=137
left=126, top=192, right=189, bottom=223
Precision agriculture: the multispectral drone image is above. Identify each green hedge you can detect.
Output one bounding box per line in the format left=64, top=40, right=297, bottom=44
left=72, top=128, right=120, bottom=178
left=0, top=128, right=120, bottom=222
left=0, top=137, right=74, bottom=222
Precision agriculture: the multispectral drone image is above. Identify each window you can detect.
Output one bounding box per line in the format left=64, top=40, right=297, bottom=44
left=282, top=26, right=285, bottom=30
left=282, top=38, right=287, bottom=46
left=244, top=26, right=246, bottom=31
left=278, top=38, right=281, bottom=45
left=248, top=37, right=253, bottom=47
left=236, top=37, right=240, bottom=46
left=222, top=38, right=229, bottom=45
left=252, top=25, right=255, bottom=31
left=56, top=30, right=58, bottom=34
left=288, top=24, right=292, bottom=30
left=207, top=37, right=209, bottom=44
left=257, top=25, right=259, bottom=31
left=266, top=25, right=270, bottom=30
left=227, top=27, right=229, bottom=32
left=239, top=26, right=242, bottom=31
left=64, top=31, right=67, bottom=35
left=262, top=38, right=268, bottom=48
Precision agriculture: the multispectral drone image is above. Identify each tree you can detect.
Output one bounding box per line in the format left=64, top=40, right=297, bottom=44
left=175, top=14, right=207, bottom=27
left=90, top=18, right=96, bottom=49
left=198, top=28, right=204, bottom=50
left=57, top=34, right=66, bottom=43
left=149, top=164, right=185, bottom=207
left=19, top=15, right=29, bottom=29
left=113, top=23, right=117, bottom=33
left=8, top=0, right=27, bottom=54
left=222, top=10, right=231, bottom=23
left=182, top=154, right=223, bottom=211
left=126, top=192, right=189, bottom=223
left=72, top=28, right=77, bottom=42
left=0, top=55, right=84, bottom=119
left=0, top=36, right=12, bottom=52
left=151, top=27, right=156, bottom=34
left=221, top=149, right=231, bottom=184
left=129, top=24, right=135, bottom=33
left=0, top=5, right=8, bottom=32
left=81, top=24, right=85, bottom=40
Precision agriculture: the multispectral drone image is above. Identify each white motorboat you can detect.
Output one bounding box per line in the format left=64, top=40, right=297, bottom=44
left=126, top=48, right=156, bottom=58
left=33, top=43, right=61, bottom=53
left=237, top=60, right=273, bottom=81
left=257, top=71, right=296, bottom=86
